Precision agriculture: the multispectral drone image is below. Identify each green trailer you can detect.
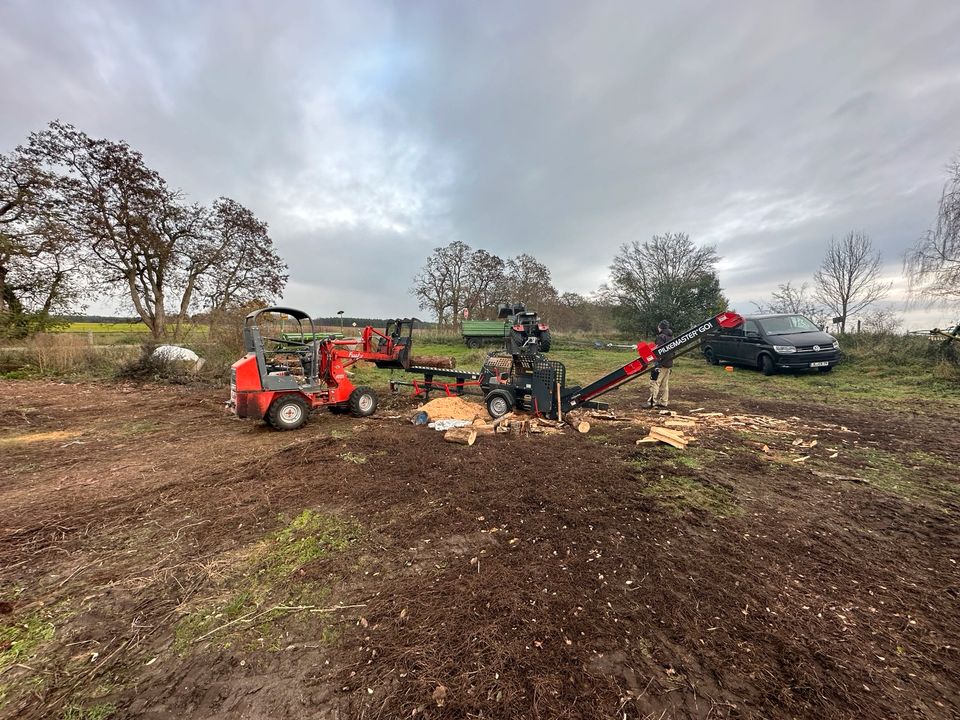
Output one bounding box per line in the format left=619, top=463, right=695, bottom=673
left=461, top=320, right=510, bottom=349
left=280, top=331, right=344, bottom=342
left=462, top=305, right=552, bottom=352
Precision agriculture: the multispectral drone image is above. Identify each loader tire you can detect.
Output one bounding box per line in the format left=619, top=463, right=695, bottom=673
left=267, top=394, right=309, bottom=431
left=349, top=386, right=378, bottom=417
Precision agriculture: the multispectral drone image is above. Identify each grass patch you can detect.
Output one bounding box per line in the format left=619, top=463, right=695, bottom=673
left=174, top=510, right=359, bottom=650
left=267, top=510, right=358, bottom=577
left=338, top=451, right=367, bottom=465
left=641, top=474, right=738, bottom=516
left=630, top=453, right=736, bottom=515
left=0, top=610, right=55, bottom=674
left=845, top=447, right=959, bottom=506
left=62, top=703, right=116, bottom=720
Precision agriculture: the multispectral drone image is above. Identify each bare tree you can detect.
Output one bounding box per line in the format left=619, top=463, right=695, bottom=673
left=463, top=249, right=505, bottom=318
left=412, top=241, right=474, bottom=326
left=0, top=149, right=86, bottom=335
left=753, top=281, right=829, bottom=327
left=195, top=198, right=287, bottom=326
left=906, top=160, right=960, bottom=308
left=861, top=307, right=903, bottom=334
left=21, top=121, right=284, bottom=339
left=609, top=232, right=727, bottom=334
left=502, top=254, right=557, bottom=310
left=814, top=232, right=890, bottom=334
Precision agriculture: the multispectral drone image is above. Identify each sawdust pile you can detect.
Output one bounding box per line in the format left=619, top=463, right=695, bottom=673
left=415, top=396, right=487, bottom=421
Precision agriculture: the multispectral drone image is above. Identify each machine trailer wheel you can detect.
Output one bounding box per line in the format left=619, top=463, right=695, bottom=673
left=485, top=389, right=514, bottom=419
left=267, top=395, right=310, bottom=431
left=349, top=386, right=378, bottom=417
left=466, top=337, right=482, bottom=349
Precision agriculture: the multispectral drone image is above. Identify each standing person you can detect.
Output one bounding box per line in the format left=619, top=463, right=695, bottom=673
left=647, top=320, right=673, bottom=409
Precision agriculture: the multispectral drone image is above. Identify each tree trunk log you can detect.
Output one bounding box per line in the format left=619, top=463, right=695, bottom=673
left=411, top=355, right=456, bottom=369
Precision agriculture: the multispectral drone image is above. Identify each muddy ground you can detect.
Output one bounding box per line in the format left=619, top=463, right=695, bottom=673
left=1, top=378, right=958, bottom=719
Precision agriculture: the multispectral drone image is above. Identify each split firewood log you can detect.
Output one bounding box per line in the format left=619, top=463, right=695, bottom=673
left=444, top=427, right=477, bottom=445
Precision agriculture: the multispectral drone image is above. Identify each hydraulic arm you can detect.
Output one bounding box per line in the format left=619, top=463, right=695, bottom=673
left=564, top=310, right=744, bottom=411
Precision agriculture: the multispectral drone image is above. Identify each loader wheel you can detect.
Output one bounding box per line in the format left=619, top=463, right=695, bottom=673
left=485, top=389, right=514, bottom=419
left=539, top=330, right=552, bottom=352
left=466, top=337, right=482, bottom=349
left=759, top=354, right=776, bottom=376
left=349, top=386, right=378, bottom=417
left=267, top=394, right=309, bottom=431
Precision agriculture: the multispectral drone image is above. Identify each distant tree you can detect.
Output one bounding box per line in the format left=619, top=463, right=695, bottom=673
left=195, top=198, right=288, bottom=327
left=412, top=241, right=477, bottom=326
left=906, top=160, right=960, bottom=308
left=502, top=254, right=557, bottom=310
left=0, top=149, right=86, bottom=336
left=463, top=249, right=505, bottom=318
left=20, top=121, right=283, bottom=339
left=753, top=281, right=829, bottom=327
left=608, top=232, right=727, bottom=335
left=861, top=307, right=903, bottom=334
left=814, top=231, right=890, bottom=334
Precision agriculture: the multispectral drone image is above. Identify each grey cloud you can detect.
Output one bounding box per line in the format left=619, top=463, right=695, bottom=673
left=2, top=0, right=959, bottom=326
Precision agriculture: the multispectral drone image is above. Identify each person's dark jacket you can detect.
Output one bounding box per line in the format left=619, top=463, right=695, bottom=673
left=655, top=330, right=674, bottom=368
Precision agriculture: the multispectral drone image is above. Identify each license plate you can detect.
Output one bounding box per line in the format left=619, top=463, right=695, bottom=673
left=810, top=361, right=829, bottom=368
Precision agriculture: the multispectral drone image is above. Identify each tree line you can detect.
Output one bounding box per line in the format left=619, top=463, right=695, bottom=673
left=413, top=158, right=960, bottom=337
left=412, top=242, right=617, bottom=333
left=0, top=121, right=287, bottom=339
left=412, top=233, right=729, bottom=335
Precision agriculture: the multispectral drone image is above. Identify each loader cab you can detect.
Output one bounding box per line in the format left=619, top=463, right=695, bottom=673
left=373, top=318, right=417, bottom=369
left=241, top=307, right=320, bottom=389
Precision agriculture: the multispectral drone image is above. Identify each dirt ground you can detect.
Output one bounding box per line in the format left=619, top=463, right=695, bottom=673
left=1, top=378, right=958, bottom=719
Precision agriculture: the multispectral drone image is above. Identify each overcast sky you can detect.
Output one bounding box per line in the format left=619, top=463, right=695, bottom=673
left=3, top=0, right=959, bottom=328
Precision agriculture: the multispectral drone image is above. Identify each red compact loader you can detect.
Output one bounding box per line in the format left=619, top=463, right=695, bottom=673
left=227, top=307, right=413, bottom=430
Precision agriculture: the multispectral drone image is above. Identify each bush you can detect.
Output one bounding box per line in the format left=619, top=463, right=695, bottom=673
left=836, top=332, right=960, bottom=387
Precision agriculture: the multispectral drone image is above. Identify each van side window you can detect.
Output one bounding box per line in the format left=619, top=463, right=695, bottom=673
left=744, top=320, right=760, bottom=335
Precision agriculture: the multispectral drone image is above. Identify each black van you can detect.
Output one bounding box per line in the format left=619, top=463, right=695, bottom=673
left=700, top=314, right=841, bottom=375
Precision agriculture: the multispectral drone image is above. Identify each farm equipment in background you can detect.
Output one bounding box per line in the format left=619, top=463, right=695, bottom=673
left=228, top=307, right=416, bottom=430
left=909, top=323, right=960, bottom=345
left=461, top=303, right=552, bottom=353
left=395, top=310, right=745, bottom=420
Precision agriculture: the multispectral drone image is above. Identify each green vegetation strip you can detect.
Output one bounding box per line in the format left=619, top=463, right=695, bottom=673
left=175, top=509, right=359, bottom=651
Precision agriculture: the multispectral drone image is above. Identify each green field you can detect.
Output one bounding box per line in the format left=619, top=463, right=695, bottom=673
left=60, top=322, right=151, bottom=333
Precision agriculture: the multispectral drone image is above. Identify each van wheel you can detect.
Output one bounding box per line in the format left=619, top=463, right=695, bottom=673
left=704, top=347, right=719, bottom=365
left=759, top=354, right=776, bottom=376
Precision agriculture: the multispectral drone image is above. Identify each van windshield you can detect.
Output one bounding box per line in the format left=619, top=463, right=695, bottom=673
left=757, top=315, right=820, bottom=335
